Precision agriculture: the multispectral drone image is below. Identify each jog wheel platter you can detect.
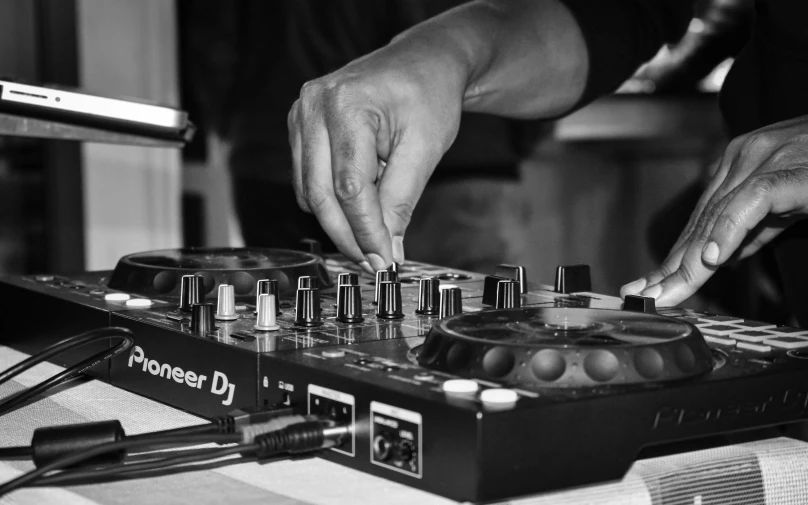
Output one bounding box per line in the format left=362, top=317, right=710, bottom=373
left=418, top=307, right=714, bottom=388
left=107, top=247, right=332, bottom=300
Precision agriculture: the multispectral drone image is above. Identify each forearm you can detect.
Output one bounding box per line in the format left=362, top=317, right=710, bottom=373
left=387, top=0, right=589, bottom=120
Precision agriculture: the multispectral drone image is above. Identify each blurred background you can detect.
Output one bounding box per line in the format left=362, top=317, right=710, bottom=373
left=0, top=0, right=778, bottom=320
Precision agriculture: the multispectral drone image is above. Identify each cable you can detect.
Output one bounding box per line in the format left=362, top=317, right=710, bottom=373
left=0, top=433, right=241, bottom=497
left=0, top=446, right=31, bottom=458
left=125, top=423, right=217, bottom=442
left=0, top=327, right=134, bottom=416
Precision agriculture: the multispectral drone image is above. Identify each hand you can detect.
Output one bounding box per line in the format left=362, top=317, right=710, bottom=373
left=287, top=38, right=467, bottom=273
left=621, top=115, right=808, bottom=306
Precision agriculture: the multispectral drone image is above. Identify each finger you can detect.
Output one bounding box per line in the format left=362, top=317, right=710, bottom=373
left=734, top=225, right=788, bottom=261
left=377, top=136, right=436, bottom=264
left=702, top=169, right=808, bottom=266
left=327, top=111, right=393, bottom=271
left=299, top=112, right=369, bottom=269
left=288, top=102, right=308, bottom=212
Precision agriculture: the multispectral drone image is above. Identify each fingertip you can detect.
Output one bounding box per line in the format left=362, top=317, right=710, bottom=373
left=640, top=284, right=662, bottom=299
left=358, top=261, right=374, bottom=275
left=366, top=253, right=390, bottom=272
left=620, top=278, right=647, bottom=298
left=702, top=241, right=720, bottom=265
left=392, top=236, right=405, bottom=264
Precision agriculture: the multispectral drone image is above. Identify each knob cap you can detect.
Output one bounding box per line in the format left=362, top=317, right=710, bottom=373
left=415, top=277, right=440, bottom=315
left=495, top=264, right=527, bottom=294
left=554, top=264, right=591, bottom=294
left=190, top=303, right=215, bottom=334
left=215, top=284, right=239, bottom=321
left=255, top=279, right=282, bottom=316
left=388, top=262, right=400, bottom=274
left=376, top=281, right=404, bottom=319
left=295, top=287, right=323, bottom=327
left=439, top=285, right=462, bottom=318
left=255, top=293, right=280, bottom=331
left=298, top=276, right=318, bottom=289
left=623, top=294, right=656, bottom=314
left=374, top=269, right=398, bottom=305
left=337, top=284, right=364, bottom=323
left=300, top=238, right=322, bottom=256
left=179, top=275, right=204, bottom=312
left=337, top=272, right=359, bottom=309
left=495, top=280, right=521, bottom=309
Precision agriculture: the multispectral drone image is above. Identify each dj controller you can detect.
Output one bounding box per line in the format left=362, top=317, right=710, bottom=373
left=3, top=245, right=808, bottom=502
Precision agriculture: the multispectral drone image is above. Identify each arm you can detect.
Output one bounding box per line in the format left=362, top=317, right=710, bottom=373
left=289, top=0, right=693, bottom=271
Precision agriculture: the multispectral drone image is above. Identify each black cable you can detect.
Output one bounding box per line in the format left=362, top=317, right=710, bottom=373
left=0, top=433, right=241, bottom=497
left=0, top=446, right=31, bottom=458
left=126, top=423, right=217, bottom=442
left=34, top=444, right=257, bottom=487
left=0, top=328, right=134, bottom=416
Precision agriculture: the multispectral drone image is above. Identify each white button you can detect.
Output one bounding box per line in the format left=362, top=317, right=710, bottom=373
left=414, top=373, right=435, bottom=381
left=105, top=293, right=131, bottom=302
left=125, top=298, right=153, bottom=308
left=35, top=275, right=54, bottom=282
left=442, top=379, right=478, bottom=394
left=736, top=342, right=771, bottom=353
left=322, top=350, right=345, bottom=358
left=480, top=388, right=519, bottom=405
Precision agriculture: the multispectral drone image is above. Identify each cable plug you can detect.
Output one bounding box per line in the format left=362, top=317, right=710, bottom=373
left=254, top=420, right=350, bottom=459
left=215, top=405, right=299, bottom=434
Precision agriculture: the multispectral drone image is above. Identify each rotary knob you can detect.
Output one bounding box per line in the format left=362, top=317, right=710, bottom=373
left=495, top=264, right=528, bottom=294
left=373, top=269, right=398, bottom=305
left=439, top=285, right=462, bottom=318
left=298, top=276, right=318, bottom=289
left=415, top=277, right=440, bottom=315
left=255, top=293, right=280, bottom=331
left=554, top=264, right=591, bottom=294
left=179, top=274, right=204, bottom=312
left=190, top=303, right=215, bottom=335
left=337, top=272, right=359, bottom=309
left=337, top=284, right=364, bottom=324
left=214, top=284, right=239, bottom=321
left=295, top=287, right=323, bottom=327
left=255, top=279, right=281, bottom=316
left=376, top=281, right=404, bottom=319
left=495, top=280, right=521, bottom=309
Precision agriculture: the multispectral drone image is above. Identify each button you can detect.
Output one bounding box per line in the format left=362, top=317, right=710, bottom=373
left=322, top=350, right=345, bottom=358
left=355, top=359, right=369, bottom=365
left=697, top=315, right=744, bottom=324
left=554, top=264, right=591, bottom=294
left=105, top=293, right=130, bottom=302
left=414, top=373, right=435, bottom=381
left=763, top=337, right=808, bottom=349
left=737, top=342, right=772, bottom=353
left=90, top=290, right=106, bottom=296
left=442, top=379, right=478, bottom=394
left=733, top=320, right=777, bottom=330
left=214, top=284, right=239, bottom=321
left=125, top=298, right=152, bottom=308
left=769, top=327, right=808, bottom=336
left=733, top=330, right=775, bottom=343
left=255, top=293, right=280, bottom=331
left=384, top=366, right=400, bottom=372
left=699, top=324, right=744, bottom=336
left=704, top=335, right=736, bottom=347
left=35, top=275, right=55, bottom=282
left=480, top=388, right=519, bottom=405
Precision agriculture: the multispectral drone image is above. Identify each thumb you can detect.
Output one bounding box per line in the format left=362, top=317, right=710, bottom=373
left=377, top=138, right=438, bottom=264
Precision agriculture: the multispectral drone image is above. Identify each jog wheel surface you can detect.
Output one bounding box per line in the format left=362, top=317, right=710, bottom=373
left=417, top=307, right=713, bottom=389
left=107, top=247, right=332, bottom=300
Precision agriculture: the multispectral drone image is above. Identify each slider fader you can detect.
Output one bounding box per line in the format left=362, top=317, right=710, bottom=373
left=3, top=246, right=808, bottom=502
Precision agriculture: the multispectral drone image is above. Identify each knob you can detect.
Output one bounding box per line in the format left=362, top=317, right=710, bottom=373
left=214, top=284, right=239, bottom=321
left=337, top=284, right=364, bottom=324
left=495, top=279, right=521, bottom=309
left=376, top=281, right=404, bottom=319
left=554, top=264, right=591, bottom=294
left=295, top=287, right=323, bottom=327
left=255, top=293, right=280, bottom=331
left=190, top=303, right=215, bottom=334
left=623, top=294, right=656, bottom=314
left=373, top=269, right=398, bottom=305
left=439, top=285, right=462, bottom=318
left=300, top=238, right=323, bottom=256
left=388, top=262, right=400, bottom=274
left=495, top=264, right=527, bottom=294
left=298, top=276, right=318, bottom=289
left=255, top=279, right=282, bottom=316
left=179, top=275, right=204, bottom=312
left=337, top=272, right=359, bottom=309
left=415, top=277, right=440, bottom=315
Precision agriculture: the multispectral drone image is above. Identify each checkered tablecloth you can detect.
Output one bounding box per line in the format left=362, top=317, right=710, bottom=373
left=3, top=346, right=808, bottom=505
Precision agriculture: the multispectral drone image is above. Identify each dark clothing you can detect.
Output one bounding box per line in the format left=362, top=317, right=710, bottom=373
left=561, top=0, right=808, bottom=137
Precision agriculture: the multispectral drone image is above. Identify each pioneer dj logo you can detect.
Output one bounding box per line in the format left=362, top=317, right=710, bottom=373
left=127, top=346, right=235, bottom=406
left=653, top=389, right=808, bottom=430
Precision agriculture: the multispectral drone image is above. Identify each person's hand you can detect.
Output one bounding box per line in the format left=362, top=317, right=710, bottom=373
left=288, top=38, right=468, bottom=274
left=621, top=115, right=808, bottom=305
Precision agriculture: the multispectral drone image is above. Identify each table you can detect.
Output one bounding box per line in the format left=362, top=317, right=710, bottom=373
left=3, top=346, right=808, bottom=505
